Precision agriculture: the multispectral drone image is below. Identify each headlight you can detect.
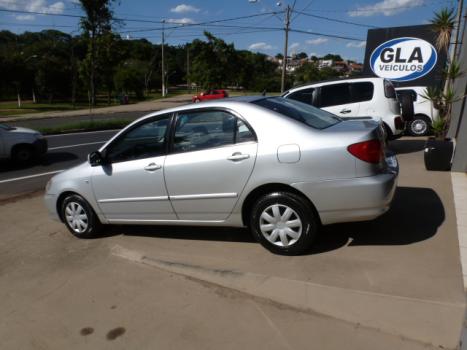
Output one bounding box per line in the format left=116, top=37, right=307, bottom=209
left=34, top=133, right=44, bottom=139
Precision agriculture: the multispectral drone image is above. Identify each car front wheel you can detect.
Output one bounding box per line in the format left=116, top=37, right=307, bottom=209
left=61, top=194, right=101, bottom=238
left=250, top=192, right=318, bottom=255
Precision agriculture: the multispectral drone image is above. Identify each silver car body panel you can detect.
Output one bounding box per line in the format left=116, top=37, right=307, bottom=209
left=44, top=98, right=398, bottom=227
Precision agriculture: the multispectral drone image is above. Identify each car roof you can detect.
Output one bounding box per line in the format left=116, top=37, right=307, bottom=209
left=284, top=75, right=384, bottom=94
left=133, top=95, right=269, bottom=122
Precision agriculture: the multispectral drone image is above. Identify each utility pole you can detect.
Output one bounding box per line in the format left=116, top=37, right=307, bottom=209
left=451, top=0, right=464, bottom=63
left=444, top=0, right=464, bottom=96
left=281, top=5, right=291, bottom=93
left=187, top=44, right=190, bottom=92
left=161, top=20, right=166, bottom=97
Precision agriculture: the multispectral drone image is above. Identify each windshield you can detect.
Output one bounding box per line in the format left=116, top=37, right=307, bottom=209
left=0, top=123, right=15, bottom=131
left=252, top=97, right=341, bottom=129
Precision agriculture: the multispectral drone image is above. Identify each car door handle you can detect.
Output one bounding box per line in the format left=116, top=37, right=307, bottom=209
left=340, top=109, right=352, bottom=114
left=144, top=163, right=161, bottom=171
left=227, top=153, right=250, bottom=161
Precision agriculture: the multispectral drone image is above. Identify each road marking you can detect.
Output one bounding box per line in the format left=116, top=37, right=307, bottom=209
left=0, top=170, right=64, bottom=184
left=45, top=129, right=120, bottom=138
left=48, top=141, right=105, bottom=150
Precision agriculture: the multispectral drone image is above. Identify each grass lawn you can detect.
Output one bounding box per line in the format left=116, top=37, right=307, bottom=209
left=0, top=91, right=190, bottom=118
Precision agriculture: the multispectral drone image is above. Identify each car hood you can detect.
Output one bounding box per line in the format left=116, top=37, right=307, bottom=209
left=52, top=161, right=91, bottom=183
left=9, top=126, right=40, bottom=134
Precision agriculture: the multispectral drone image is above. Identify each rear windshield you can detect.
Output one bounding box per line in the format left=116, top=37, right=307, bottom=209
left=252, top=97, right=341, bottom=129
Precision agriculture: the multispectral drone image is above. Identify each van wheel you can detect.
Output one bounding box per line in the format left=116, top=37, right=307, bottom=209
left=407, top=115, right=431, bottom=136
left=250, top=192, right=318, bottom=255
left=12, top=145, right=34, bottom=164
left=61, top=194, right=101, bottom=238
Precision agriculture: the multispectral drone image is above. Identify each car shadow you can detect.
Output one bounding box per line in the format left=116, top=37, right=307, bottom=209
left=0, top=152, right=78, bottom=173
left=388, top=139, right=426, bottom=154
left=104, top=225, right=255, bottom=243
left=98, top=186, right=444, bottom=255
left=310, top=186, right=444, bottom=254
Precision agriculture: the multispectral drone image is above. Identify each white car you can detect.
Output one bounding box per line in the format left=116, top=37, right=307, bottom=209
left=0, top=123, right=47, bottom=163
left=395, top=86, right=439, bottom=136
left=282, top=77, right=405, bottom=138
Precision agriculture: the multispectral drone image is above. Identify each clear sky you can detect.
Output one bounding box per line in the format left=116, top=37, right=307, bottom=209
left=0, top=0, right=458, bottom=62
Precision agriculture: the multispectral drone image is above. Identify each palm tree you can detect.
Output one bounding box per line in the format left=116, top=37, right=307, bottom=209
left=431, top=8, right=455, bottom=53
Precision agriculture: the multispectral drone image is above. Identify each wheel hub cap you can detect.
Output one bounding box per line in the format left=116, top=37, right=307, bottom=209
left=412, top=120, right=427, bottom=134
left=259, top=204, right=302, bottom=247
left=65, top=202, right=88, bottom=234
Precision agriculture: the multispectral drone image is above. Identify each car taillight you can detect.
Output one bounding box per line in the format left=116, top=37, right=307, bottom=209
left=347, top=139, right=383, bottom=164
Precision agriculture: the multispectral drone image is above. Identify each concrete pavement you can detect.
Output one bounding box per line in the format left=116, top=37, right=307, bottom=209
left=0, top=138, right=464, bottom=349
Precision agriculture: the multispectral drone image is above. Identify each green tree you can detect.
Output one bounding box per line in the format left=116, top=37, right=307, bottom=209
left=322, top=54, right=343, bottom=61
left=293, top=62, right=320, bottom=85
left=295, top=52, right=308, bottom=60
left=189, top=32, right=236, bottom=88
left=79, top=0, right=115, bottom=106
left=114, top=59, right=147, bottom=99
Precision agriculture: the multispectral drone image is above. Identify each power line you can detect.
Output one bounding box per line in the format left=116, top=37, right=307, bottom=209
left=293, top=10, right=380, bottom=28
left=289, top=28, right=364, bottom=41
left=0, top=8, right=285, bottom=28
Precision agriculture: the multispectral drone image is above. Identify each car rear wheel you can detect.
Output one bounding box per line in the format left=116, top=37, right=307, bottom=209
left=399, top=92, right=414, bottom=121
left=407, top=115, right=431, bottom=136
left=250, top=192, right=318, bottom=255
left=61, top=194, right=101, bottom=238
left=194, top=98, right=200, bottom=103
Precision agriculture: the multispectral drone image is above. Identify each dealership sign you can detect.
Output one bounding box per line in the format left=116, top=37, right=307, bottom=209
left=369, top=37, right=437, bottom=82
left=363, top=25, right=446, bottom=87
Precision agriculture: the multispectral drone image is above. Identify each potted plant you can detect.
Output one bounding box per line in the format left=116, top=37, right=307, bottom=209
left=423, top=8, right=461, bottom=171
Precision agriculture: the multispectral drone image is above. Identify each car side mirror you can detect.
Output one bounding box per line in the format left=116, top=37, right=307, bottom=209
left=88, top=150, right=107, bottom=167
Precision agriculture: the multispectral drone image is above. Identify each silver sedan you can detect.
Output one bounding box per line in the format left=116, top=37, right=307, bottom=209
left=44, top=96, right=398, bottom=255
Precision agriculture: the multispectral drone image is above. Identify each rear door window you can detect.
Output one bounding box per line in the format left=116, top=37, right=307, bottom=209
left=396, top=89, right=417, bottom=102
left=319, top=83, right=351, bottom=107
left=350, top=82, right=374, bottom=103
left=287, top=88, right=315, bottom=105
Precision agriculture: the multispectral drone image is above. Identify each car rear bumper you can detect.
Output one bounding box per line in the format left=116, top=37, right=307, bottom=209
left=291, top=168, right=398, bottom=225
left=33, top=139, right=48, bottom=155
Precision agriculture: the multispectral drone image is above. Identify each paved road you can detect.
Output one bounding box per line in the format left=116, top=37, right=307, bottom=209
left=9, top=111, right=147, bottom=130
left=0, top=129, right=118, bottom=200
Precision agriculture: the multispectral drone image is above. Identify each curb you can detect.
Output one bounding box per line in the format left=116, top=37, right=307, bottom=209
left=112, top=244, right=464, bottom=349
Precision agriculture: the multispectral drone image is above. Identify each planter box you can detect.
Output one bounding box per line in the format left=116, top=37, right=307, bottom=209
left=424, top=138, right=453, bottom=171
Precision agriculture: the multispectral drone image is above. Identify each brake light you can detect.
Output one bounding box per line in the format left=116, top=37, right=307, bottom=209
left=348, top=140, right=383, bottom=164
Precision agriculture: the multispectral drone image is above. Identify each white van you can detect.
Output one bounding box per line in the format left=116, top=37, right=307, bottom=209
left=0, top=124, right=47, bottom=163
left=395, top=86, right=439, bottom=136
left=282, top=77, right=405, bottom=138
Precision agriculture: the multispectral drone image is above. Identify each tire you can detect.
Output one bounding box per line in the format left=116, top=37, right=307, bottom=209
left=194, top=98, right=200, bottom=103
left=249, top=192, right=318, bottom=255
left=12, top=145, right=34, bottom=164
left=407, top=115, right=431, bottom=136
left=399, top=92, right=414, bottom=121
left=61, top=194, right=101, bottom=238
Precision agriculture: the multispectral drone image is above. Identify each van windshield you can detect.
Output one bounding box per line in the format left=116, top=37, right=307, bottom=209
left=252, top=97, right=341, bottom=129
